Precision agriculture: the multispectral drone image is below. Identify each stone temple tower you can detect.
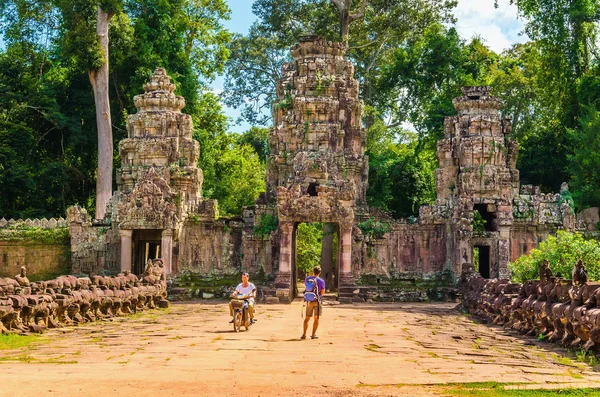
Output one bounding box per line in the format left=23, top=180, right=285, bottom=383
left=436, top=86, right=519, bottom=278
left=267, top=37, right=368, bottom=300
left=113, top=68, right=204, bottom=275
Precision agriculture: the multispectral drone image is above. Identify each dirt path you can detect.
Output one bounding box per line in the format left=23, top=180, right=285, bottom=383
left=2, top=301, right=600, bottom=396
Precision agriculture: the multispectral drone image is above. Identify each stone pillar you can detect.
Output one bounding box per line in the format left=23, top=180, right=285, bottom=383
left=498, top=226, right=511, bottom=279
left=120, top=229, right=133, bottom=273
left=455, top=235, right=472, bottom=275
left=161, top=229, right=173, bottom=275
left=339, top=225, right=354, bottom=285
left=275, top=221, right=294, bottom=302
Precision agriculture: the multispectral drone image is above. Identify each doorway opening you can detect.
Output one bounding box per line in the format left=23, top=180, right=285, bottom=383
left=473, top=245, right=490, bottom=279
left=132, top=229, right=162, bottom=276
left=292, top=222, right=339, bottom=298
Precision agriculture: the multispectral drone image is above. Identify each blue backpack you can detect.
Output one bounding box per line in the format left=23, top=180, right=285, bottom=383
left=304, top=276, right=319, bottom=302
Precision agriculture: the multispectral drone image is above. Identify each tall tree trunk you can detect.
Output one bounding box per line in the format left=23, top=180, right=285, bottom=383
left=320, top=223, right=336, bottom=291
left=340, top=5, right=350, bottom=45
left=332, top=0, right=367, bottom=45
left=89, top=7, right=114, bottom=220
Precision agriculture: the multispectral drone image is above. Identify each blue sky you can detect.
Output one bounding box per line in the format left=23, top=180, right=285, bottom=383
left=217, top=0, right=527, bottom=132
left=212, top=0, right=256, bottom=132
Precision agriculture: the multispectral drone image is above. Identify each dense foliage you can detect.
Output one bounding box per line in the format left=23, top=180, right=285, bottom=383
left=0, top=0, right=267, bottom=218
left=509, top=231, right=600, bottom=282
left=3, top=0, right=600, bottom=222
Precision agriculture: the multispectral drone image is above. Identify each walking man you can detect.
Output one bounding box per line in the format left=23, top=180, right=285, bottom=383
left=301, top=266, right=325, bottom=339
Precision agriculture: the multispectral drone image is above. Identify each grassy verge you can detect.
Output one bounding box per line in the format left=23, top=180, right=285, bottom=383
left=444, top=382, right=600, bottom=396
left=357, top=382, right=600, bottom=396
left=0, top=334, right=48, bottom=350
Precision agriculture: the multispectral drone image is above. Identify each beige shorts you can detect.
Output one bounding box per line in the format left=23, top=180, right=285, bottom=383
left=305, top=301, right=322, bottom=317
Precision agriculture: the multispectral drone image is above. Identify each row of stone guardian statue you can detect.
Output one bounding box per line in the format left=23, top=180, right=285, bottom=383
left=460, top=258, right=600, bottom=351
left=0, top=259, right=169, bottom=334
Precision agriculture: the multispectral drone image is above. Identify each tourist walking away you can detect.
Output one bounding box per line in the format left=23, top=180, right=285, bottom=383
left=301, top=266, right=326, bottom=339
left=229, top=272, right=257, bottom=323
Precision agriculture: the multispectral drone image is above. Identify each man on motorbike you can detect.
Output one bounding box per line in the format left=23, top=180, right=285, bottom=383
left=229, top=272, right=256, bottom=323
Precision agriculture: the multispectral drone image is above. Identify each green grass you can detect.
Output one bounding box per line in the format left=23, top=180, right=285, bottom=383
left=553, top=353, right=577, bottom=367
left=0, top=355, right=77, bottom=364
left=444, top=383, right=600, bottom=397
left=357, top=382, right=600, bottom=396
left=0, top=334, right=48, bottom=350
left=576, top=350, right=599, bottom=367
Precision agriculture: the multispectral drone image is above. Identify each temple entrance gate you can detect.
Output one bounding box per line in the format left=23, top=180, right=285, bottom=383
left=266, top=38, right=369, bottom=302
left=291, top=222, right=339, bottom=297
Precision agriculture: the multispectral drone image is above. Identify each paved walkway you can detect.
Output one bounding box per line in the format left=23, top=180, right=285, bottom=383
left=2, top=301, right=600, bottom=396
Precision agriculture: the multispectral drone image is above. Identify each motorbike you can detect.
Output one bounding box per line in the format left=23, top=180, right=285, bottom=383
left=230, top=294, right=252, bottom=332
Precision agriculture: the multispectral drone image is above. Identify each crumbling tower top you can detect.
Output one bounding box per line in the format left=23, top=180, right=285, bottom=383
left=435, top=86, right=519, bottom=202
left=115, top=68, right=204, bottom=229
left=452, top=86, right=504, bottom=117
left=133, top=68, right=186, bottom=113
left=266, top=36, right=368, bottom=226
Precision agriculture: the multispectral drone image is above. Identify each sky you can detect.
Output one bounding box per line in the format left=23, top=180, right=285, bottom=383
left=218, top=0, right=529, bottom=132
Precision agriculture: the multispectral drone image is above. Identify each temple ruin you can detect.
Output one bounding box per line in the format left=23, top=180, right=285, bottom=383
left=1, top=37, right=595, bottom=302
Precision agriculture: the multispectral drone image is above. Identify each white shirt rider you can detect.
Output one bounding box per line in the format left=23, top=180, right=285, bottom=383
left=234, top=282, right=256, bottom=301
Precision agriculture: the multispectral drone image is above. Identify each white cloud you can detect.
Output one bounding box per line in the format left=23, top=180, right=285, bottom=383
left=454, top=0, right=528, bottom=52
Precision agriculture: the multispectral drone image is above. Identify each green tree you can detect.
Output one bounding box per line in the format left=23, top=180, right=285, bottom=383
left=236, top=126, right=270, bottom=163
left=222, top=27, right=288, bottom=126
left=0, top=0, right=234, bottom=219
left=378, top=25, right=497, bottom=147
left=193, top=91, right=233, bottom=199
left=366, top=132, right=436, bottom=217
left=499, top=0, right=600, bottom=199
left=568, top=107, right=600, bottom=209
left=509, top=231, right=600, bottom=282
left=211, top=144, right=266, bottom=216
left=54, top=0, right=124, bottom=219
left=296, top=223, right=323, bottom=274
left=224, top=0, right=457, bottom=130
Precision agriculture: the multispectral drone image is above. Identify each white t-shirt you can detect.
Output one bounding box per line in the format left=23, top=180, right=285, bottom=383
left=235, top=282, right=256, bottom=297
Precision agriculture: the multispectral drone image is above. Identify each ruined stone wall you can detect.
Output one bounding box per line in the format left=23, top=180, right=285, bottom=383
left=177, top=220, right=242, bottom=274
left=353, top=223, right=447, bottom=279
left=0, top=219, right=70, bottom=279
left=170, top=209, right=280, bottom=300
left=68, top=206, right=120, bottom=276
left=239, top=205, right=279, bottom=278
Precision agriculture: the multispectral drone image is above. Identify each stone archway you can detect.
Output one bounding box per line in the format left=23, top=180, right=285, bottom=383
left=276, top=218, right=352, bottom=302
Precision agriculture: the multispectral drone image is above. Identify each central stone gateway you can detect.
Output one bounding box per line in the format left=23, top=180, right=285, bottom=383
left=267, top=37, right=368, bottom=301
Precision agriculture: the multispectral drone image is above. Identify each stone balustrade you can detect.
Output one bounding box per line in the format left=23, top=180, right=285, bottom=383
left=460, top=259, right=600, bottom=351
left=0, top=218, right=68, bottom=229
left=0, top=260, right=169, bottom=334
